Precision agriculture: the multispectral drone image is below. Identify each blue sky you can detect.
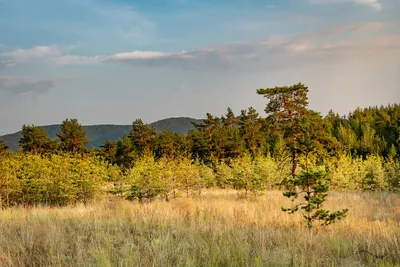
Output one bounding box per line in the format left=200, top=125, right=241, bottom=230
left=0, top=0, right=399, bottom=134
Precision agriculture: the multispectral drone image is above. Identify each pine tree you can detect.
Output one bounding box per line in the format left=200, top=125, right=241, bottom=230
left=57, top=119, right=88, bottom=153
left=257, top=83, right=309, bottom=180
left=282, top=115, right=348, bottom=229
left=128, top=119, right=155, bottom=157
left=239, top=107, right=264, bottom=157
left=0, top=140, right=7, bottom=153
left=99, top=140, right=117, bottom=164
left=221, top=107, right=237, bottom=129
left=187, top=130, right=212, bottom=164
left=114, top=137, right=135, bottom=169
left=19, top=125, right=54, bottom=154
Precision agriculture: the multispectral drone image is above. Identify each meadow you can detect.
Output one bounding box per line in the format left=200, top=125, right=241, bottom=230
left=0, top=190, right=398, bottom=267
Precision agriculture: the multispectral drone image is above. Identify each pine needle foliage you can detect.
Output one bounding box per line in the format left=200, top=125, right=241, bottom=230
left=282, top=117, right=348, bottom=229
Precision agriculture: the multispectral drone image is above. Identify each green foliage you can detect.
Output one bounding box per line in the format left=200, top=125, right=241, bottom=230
left=57, top=119, right=88, bottom=153
left=0, top=85, right=399, bottom=209
left=362, top=155, right=386, bottom=191
left=230, top=154, right=265, bottom=196
left=0, top=139, right=7, bottom=153
left=175, top=157, right=203, bottom=197
left=282, top=165, right=348, bottom=229
left=128, top=119, right=156, bottom=157
left=19, top=125, right=56, bottom=154
left=125, top=155, right=163, bottom=202
left=384, top=157, right=400, bottom=192
left=197, top=161, right=216, bottom=189
left=254, top=155, right=285, bottom=189
left=215, top=162, right=234, bottom=188
left=257, top=83, right=310, bottom=179
left=330, top=154, right=364, bottom=190
left=0, top=153, right=112, bottom=207
left=282, top=118, right=348, bottom=229
left=2, top=118, right=201, bottom=152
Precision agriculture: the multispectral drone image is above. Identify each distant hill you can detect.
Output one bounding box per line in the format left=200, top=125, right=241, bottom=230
left=0, top=117, right=202, bottom=152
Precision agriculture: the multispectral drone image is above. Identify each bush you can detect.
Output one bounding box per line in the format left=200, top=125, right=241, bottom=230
left=330, top=154, right=363, bottom=190
left=361, top=155, right=386, bottom=191
left=230, top=154, right=265, bottom=196
left=0, top=153, right=113, bottom=207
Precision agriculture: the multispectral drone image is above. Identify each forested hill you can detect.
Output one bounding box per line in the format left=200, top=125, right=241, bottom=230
left=1, top=117, right=202, bottom=151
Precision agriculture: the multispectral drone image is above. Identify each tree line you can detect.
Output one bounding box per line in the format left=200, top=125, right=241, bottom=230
left=1, top=83, right=398, bottom=166
left=0, top=83, right=399, bottom=226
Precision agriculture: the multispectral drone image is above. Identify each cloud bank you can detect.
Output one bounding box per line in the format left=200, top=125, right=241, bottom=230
left=1, top=21, right=397, bottom=73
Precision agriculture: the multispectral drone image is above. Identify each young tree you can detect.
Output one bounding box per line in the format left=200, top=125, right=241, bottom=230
left=57, top=119, right=88, bottom=153
left=231, top=154, right=265, bottom=197
left=282, top=116, right=348, bottom=229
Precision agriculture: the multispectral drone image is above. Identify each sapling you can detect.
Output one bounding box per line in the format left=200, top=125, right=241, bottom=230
left=282, top=126, right=348, bottom=229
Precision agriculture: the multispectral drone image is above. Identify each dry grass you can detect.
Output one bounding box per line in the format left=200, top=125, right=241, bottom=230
left=0, top=190, right=399, bottom=266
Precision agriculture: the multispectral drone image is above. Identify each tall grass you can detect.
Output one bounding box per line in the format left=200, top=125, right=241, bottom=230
left=0, top=190, right=398, bottom=266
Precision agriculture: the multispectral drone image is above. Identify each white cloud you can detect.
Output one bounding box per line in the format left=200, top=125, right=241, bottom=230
left=0, top=46, right=60, bottom=59
left=1, top=21, right=398, bottom=73
left=53, top=50, right=170, bottom=65
left=312, top=0, right=382, bottom=11
left=352, top=0, right=382, bottom=10
left=0, top=46, right=61, bottom=67
left=108, top=51, right=168, bottom=60
left=98, top=22, right=398, bottom=71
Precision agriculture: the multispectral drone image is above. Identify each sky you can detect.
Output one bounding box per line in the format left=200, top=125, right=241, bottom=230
left=0, top=0, right=399, bottom=135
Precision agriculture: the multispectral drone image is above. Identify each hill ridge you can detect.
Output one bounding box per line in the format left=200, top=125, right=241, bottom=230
left=1, top=117, right=203, bottom=151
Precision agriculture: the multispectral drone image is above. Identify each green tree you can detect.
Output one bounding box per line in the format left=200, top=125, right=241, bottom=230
left=220, top=107, right=245, bottom=160
left=154, top=131, right=187, bottom=159
left=362, top=155, right=386, bottom=191
left=257, top=83, right=309, bottom=179
left=187, top=130, right=212, bottom=164
left=57, top=119, right=88, bottom=153
left=221, top=107, right=237, bottom=129
left=99, top=140, right=117, bottom=164
left=231, top=154, right=265, bottom=197
left=114, top=137, right=135, bottom=169
left=125, top=155, right=162, bottom=202
left=222, top=126, right=245, bottom=160
left=282, top=117, right=348, bottom=229
left=19, top=125, right=54, bottom=154
left=239, top=107, right=264, bottom=157
left=0, top=140, right=7, bottom=153
left=128, top=119, right=155, bottom=157
left=385, top=148, right=400, bottom=191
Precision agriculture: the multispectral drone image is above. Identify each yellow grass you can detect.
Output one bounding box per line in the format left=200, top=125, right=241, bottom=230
left=0, top=190, right=399, bottom=266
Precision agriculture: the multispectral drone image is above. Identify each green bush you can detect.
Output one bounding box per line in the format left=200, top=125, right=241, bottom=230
left=0, top=153, right=113, bottom=207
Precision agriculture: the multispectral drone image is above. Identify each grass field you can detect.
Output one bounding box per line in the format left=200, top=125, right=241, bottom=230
left=0, top=190, right=399, bottom=266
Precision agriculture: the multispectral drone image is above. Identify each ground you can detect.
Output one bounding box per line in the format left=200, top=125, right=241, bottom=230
left=0, top=190, right=398, bottom=266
